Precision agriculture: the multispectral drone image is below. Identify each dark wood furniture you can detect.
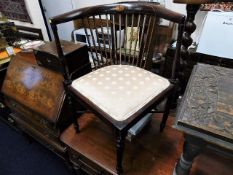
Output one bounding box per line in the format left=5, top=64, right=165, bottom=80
left=60, top=112, right=233, bottom=175
left=61, top=113, right=177, bottom=175
left=0, top=43, right=91, bottom=161
left=174, top=63, right=233, bottom=175
left=72, top=18, right=175, bottom=64
left=0, top=22, right=44, bottom=46
left=16, top=25, right=44, bottom=40
left=0, top=60, right=11, bottom=127
left=0, top=24, right=45, bottom=124
left=1, top=52, right=70, bottom=159
left=50, top=2, right=185, bottom=174
left=73, top=16, right=175, bottom=74
left=173, top=0, right=233, bottom=93
left=163, top=46, right=233, bottom=79
left=34, top=40, right=91, bottom=79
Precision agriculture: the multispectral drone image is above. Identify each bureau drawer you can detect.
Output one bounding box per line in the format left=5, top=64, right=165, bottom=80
left=11, top=113, right=67, bottom=159
left=5, top=97, right=60, bottom=137
left=69, top=149, right=114, bottom=175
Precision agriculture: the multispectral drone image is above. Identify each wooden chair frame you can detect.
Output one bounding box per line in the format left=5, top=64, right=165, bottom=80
left=50, top=2, right=185, bottom=174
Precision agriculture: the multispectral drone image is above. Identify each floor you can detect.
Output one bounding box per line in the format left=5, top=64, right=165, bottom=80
left=1, top=113, right=233, bottom=175
left=0, top=119, right=72, bottom=175
left=61, top=113, right=233, bottom=175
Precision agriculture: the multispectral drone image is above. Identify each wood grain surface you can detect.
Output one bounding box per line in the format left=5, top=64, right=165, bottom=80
left=61, top=113, right=233, bottom=175
left=176, top=64, right=233, bottom=145
left=1, top=53, right=65, bottom=123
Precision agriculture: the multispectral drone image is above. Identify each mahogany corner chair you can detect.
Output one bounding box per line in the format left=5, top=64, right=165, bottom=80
left=50, top=2, right=185, bottom=174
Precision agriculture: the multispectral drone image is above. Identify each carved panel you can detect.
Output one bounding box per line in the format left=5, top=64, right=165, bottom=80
left=176, top=63, right=233, bottom=143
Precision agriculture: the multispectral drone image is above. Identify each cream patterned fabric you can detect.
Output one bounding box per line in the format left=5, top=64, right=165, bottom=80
left=71, top=65, right=170, bottom=121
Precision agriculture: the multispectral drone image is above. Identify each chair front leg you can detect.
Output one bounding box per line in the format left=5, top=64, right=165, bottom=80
left=64, top=80, right=80, bottom=133
left=115, top=130, right=127, bottom=175
left=67, top=94, right=80, bottom=133
left=160, top=94, right=173, bottom=132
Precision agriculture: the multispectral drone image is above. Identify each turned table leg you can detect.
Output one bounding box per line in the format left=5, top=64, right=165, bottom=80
left=174, top=135, right=206, bottom=175
left=179, top=4, right=200, bottom=93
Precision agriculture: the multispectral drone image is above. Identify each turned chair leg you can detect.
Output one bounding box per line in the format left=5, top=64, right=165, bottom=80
left=160, top=95, right=172, bottom=132
left=116, top=130, right=127, bottom=175
left=63, top=80, right=80, bottom=133
left=67, top=94, right=80, bottom=133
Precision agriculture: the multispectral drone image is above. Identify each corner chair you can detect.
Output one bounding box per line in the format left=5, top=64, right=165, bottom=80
left=50, top=1, right=185, bottom=174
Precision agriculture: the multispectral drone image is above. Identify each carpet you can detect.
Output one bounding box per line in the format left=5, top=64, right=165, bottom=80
left=0, top=120, right=72, bottom=175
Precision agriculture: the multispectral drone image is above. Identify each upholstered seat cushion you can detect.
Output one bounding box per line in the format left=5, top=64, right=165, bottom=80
left=71, top=65, right=170, bottom=122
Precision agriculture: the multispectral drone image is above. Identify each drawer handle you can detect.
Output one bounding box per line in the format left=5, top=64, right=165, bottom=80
left=7, top=117, right=15, bottom=124
left=0, top=102, right=5, bottom=108
left=12, top=103, right=17, bottom=107
left=72, top=154, right=81, bottom=160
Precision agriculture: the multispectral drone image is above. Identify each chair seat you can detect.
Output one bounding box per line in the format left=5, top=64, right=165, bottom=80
left=71, top=65, right=170, bottom=122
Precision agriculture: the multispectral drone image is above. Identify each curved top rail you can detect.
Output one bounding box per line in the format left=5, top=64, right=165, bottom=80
left=50, top=1, right=185, bottom=25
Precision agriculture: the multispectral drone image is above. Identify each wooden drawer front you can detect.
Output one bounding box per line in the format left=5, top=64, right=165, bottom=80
left=71, top=157, right=100, bottom=175
left=11, top=113, right=66, bottom=159
left=11, top=112, right=58, bottom=143
left=69, top=150, right=113, bottom=175
left=5, top=98, right=60, bottom=138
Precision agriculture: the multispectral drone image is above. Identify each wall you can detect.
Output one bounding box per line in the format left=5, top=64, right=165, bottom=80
left=166, top=0, right=186, bottom=14
left=41, top=0, right=75, bottom=41
left=9, top=0, right=49, bottom=41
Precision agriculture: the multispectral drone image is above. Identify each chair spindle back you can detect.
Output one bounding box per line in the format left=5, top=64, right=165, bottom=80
left=50, top=2, right=185, bottom=81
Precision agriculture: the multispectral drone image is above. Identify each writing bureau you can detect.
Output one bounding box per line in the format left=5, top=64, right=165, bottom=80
left=1, top=52, right=71, bottom=159
left=1, top=42, right=91, bottom=160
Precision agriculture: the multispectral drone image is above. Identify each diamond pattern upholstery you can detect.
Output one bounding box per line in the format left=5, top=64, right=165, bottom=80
left=71, top=65, right=170, bottom=121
